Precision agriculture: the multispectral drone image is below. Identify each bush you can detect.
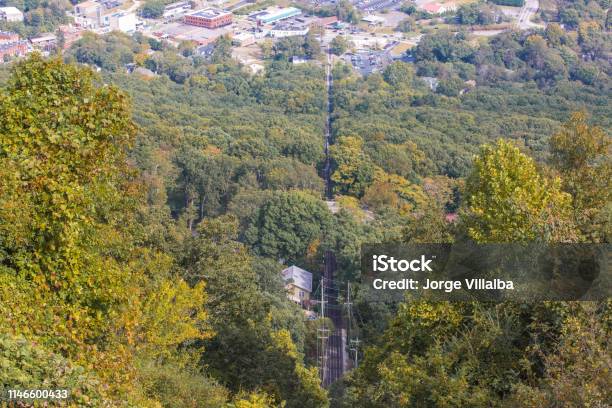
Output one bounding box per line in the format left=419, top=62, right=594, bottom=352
left=0, top=334, right=107, bottom=406
left=436, top=77, right=465, bottom=96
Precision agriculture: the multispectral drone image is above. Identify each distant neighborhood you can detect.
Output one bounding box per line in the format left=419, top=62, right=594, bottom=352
left=1, top=0, right=538, bottom=75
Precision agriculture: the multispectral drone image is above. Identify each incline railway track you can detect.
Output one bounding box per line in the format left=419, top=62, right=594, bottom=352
left=318, top=46, right=346, bottom=387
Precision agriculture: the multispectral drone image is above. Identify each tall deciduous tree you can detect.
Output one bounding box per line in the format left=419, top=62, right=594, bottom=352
left=245, top=191, right=332, bottom=262
left=330, top=135, right=375, bottom=197
left=462, top=139, right=574, bottom=242
left=549, top=112, right=611, bottom=242
left=0, top=55, right=213, bottom=405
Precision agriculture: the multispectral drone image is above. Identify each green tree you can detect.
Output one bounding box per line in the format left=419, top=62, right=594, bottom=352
left=462, top=139, right=574, bottom=242
left=436, top=76, right=464, bottom=97
left=245, top=191, right=333, bottom=262
left=330, top=136, right=376, bottom=197
left=456, top=3, right=479, bottom=25
left=0, top=55, right=213, bottom=406
left=383, top=61, right=414, bottom=87
left=212, top=34, right=233, bottom=63
left=508, top=304, right=612, bottom=407
left=415, top=30, right=474, bottom=63
left=549, top=112, right=611, bottom=242
left=181, top=216, right=326, bottom=407
left=403, top=177, right=456, bottom=243
left=141, top=0, right=165, bottom=18
left=330, top=35, right=349, bottom=55
left=396, top=17, right=415, bottom=33
left=335, top=0, right=361, bottom=23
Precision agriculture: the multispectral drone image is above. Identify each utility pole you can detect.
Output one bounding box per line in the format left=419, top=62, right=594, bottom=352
left=317, top=278, right=329, bottom=385
left=346, top=282, right=360, bottom=368
left=346, top=282, right=352, bottom=345
left=349, top=338, right=361, bottom=368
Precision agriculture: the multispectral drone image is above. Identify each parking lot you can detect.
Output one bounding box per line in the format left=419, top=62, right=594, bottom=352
left=357, top=0, right=401, bottom=12
left=343, top=49, right=393, bottom=75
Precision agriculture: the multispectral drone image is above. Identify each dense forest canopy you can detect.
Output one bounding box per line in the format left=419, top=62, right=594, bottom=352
left=0, top=0, right=611, bottom=405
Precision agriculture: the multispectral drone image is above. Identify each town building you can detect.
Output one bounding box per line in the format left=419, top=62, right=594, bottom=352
left=0, top=6, right=24, bottom=22
left=74, top=0, right=102, bottom=28
left=0, top=40, right=27, bottom=61
left=232, top=32, right=255, bottom=46
left=74, top=0, right=101, bottom=16
left=163, top=1, right=192, bottom=19
left=252, top=7, right=301, bottom=25
left=269, top=21, right=309, bottom=38
left=310, top=16, right=338, bottom=31
left=184, top=8, right=232, bottom=28
left=102, top=11, right=137, bottom=32
left=30, top=34, right=57, bottom=51
left=282, top=265, right=313, bottom=308
left=421, top=2, right=456, bottom=14
left=0, top=31, right=19, bottom=43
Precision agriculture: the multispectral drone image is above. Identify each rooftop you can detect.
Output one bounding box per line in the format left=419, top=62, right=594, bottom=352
left=422, top=2, right=443, bottom=13
left=75, top=1, right=99, bottom=9
left=282, top=265, right=313, bottom=292
left=0, top=40, right=26, bottom=50
left=30, top=34, right=56, bottom=42
left=0, top=6, right=22, bottom=13
left=273, top=21, right=309, bottom=30
left=187, top=8, right=231, bottom=18
left=254, top=7, right=301, bottom=21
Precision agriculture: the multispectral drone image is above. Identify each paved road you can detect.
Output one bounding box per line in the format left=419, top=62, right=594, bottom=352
left=516, top=0, right=539, bottom=29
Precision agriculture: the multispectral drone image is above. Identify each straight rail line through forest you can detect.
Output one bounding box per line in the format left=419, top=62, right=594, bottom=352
left=319, top=46, right=346, bottom=388
left=324, top=47, right=333, bottom=201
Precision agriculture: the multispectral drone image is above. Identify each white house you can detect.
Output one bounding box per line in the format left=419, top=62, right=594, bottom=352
left=0, top=6, right=24, bottom=22
left=282, top=265, right=313, bottom=307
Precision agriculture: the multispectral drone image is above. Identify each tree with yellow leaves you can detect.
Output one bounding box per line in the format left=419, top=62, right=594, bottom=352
left=549, top=112, right=611, bottom=242
left=463, top=139, right=575, bottom=242
left=0, top=55, right=215, bottom=406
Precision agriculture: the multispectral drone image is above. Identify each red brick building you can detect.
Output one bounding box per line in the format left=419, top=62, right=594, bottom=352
left=0, top=30, right=19, bottom=43
left=183, top=8, right=232, bottom=28
left=0, top=40, right=27, bottom=61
